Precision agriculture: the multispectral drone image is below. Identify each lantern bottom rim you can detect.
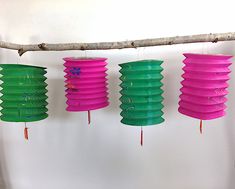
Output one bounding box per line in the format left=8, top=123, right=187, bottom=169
left=121, top=117, right=164, bottom=126
left=66, top=102, right=109, bottom=112
left=0, top=113, right=48, bottom=122
left=178, top=107, right=225, bottom=120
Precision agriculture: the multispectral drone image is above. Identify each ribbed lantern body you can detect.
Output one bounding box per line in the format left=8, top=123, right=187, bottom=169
left=64, top=57, right=109, bottom=111
left=179, top=53, right=232, bottom=120
left=119, top=60, right=164, bottom=126
left=0, top=64, right=48, bottom=122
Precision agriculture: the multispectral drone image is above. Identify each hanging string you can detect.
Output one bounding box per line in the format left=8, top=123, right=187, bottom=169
left=24, top=122, right=29, bottom=140
left=84, top=50, right=91, bottom=126
left=17, top=53, right=24, bottom=65
left=137, top=48, right=144, bottom=146
left=200, top=120, right=203, bottom=134
left=140, top=126, right=143, bottom=146
left=88, top=110, right=91, bottom=125
left=17, top=56, right=20, bottom=64
left=201, top=39, right=210, bottom=54
left=137, top=48, right=140, bottom=60
left=200, top=35, right=208, bottom=134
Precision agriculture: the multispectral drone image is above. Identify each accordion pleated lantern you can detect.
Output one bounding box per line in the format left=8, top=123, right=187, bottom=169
left=64, top=57, right=109, bottom=123
left=179, top=53, right=232, bottom=124
left=0, top=64, right=48, bottom=122
left=119, top=60, right=165, bottom=126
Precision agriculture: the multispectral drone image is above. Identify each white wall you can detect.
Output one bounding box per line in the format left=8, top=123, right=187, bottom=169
left=0, top=0, right=235, bottom=189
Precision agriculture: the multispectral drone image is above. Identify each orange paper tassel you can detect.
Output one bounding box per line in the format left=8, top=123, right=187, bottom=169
left=88, top=110, right=91, bottom=125
left=24, top=124, right=29, bottom=140
left=200, top=120, right=203, bottom=134
left=140, top=127, right=143, bottom=146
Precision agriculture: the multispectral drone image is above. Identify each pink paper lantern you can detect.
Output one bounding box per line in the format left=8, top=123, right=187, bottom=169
left=178, top=53, right=232, bottom=132
left=63, top=57, right=109, bottom=124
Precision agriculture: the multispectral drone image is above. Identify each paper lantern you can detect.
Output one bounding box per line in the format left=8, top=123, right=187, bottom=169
left=63, top=57, right=109, bottom=124
left=119, top=60, right=164, bottom=145
left=178, top=53, right=232, bottom=132
left=0, top=64, right=48, bottom=139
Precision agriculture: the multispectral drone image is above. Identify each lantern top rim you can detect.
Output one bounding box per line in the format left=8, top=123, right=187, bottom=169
left=63, top=57, right=107, bottom=62
left=119, top=59, right=163, bottom=66
left=183, top=53, right=233, bottom=59
left=0, top=64, right=46, bottom=69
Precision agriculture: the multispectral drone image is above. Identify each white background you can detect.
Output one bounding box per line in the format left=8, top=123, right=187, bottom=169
left=0, top=0, right=235, bottom=189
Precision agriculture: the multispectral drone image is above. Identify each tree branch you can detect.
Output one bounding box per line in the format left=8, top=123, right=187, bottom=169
left=0, top=32, right=235, bottom=56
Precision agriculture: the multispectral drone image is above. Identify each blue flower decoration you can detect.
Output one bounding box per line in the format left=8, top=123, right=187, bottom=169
left=70, top=67, right=81, bottom=76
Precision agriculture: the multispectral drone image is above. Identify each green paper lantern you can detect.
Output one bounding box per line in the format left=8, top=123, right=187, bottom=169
left=119, top=60, right=164, bottom=126
left=0, top=64, right=48, bottom=122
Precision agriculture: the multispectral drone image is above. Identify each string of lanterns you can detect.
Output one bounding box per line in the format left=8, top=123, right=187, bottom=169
left=0, top=53, right=232, bottom=144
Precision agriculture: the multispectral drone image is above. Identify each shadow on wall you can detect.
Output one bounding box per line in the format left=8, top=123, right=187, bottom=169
left=162, top=58, right=183, bottom=115
left=47, top=77, right=68, bottom=120
left=0, top=135, right=11, bottom=189
left=0, top=35, right=12, bottom=189
left=27, top=35, right=70, bottom=120
left=105, top=71, right=120, bottom=114
left=222, top=42, right=235, bottom=189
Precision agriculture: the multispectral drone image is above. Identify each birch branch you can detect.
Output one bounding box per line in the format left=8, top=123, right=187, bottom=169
left=0, top=32, right=235, bottom=56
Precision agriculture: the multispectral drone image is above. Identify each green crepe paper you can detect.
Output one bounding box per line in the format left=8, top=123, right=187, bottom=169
left=119, top=60, right=164, bottom=126
left=0, top=64, right=48, bottom=122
